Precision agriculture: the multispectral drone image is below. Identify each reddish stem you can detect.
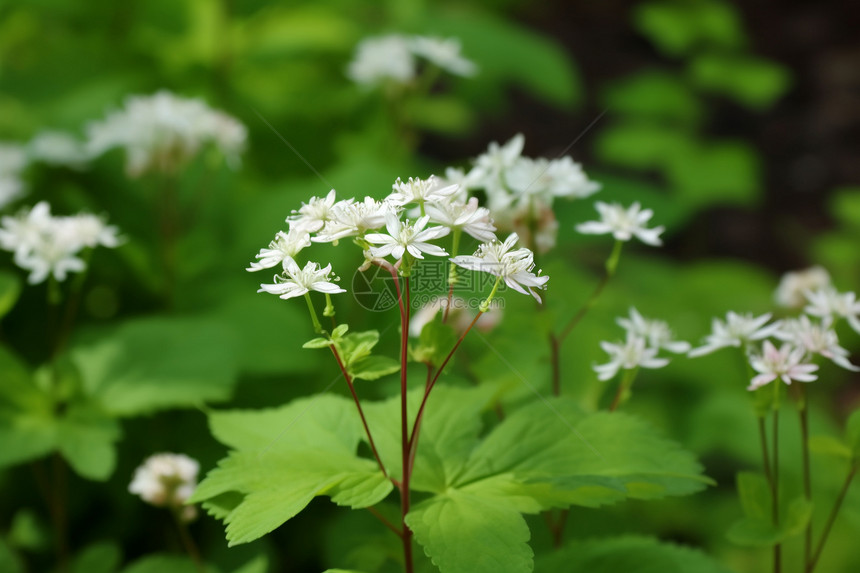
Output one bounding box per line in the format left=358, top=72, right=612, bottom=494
left=329, top=345, right=388, bottom=479
left=399, top=276, right=414, bottom=573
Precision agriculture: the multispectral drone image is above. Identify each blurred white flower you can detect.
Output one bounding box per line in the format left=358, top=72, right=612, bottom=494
left=617, top=307, right=690, bottom=354
left=86, top=90, right=247, bottom=177
left=775, top=315, right=859, bottom=371
left=474, top=134, right=525, bottom=183
left=748, top=340, right=818, bottom=391
left=258, top=259, right=345, bottom=300
left=688, top=311, right=782, bottom=357
left=504, top=156, right=600, bottom=200
left=366, top=212, right=449, bottom=261
left=129, top=453, right=199, bottom=520
left=450, top=232, right=548, bottom=302
left=347, top=34, right=415, bottom=86
left=425, top=197, right=497, bottom=242
left=576, top=201, right=664, bottom=246
left=593, top=334, right=670, bottom=382
left=287, top=189, right=338, bottom=233
left=0, top=143, right=28, bottom=210
left=0, top=202, right=120, bottom=284
left=387, top=176, right=460, bottom=207
left=804, top=287, right=860, bottom=334
left=408, top=295, right=501, bottom=338
left=774, top=266, right=831, bottom=309
left=28, top=131, right=90, bottom=169
left=409, top=36, right=477, bottom=76
left=247, top=227, right=311, bottom=272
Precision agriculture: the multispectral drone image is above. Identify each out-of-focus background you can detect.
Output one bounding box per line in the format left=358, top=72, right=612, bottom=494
left=1, top=0, right=859, bottom=572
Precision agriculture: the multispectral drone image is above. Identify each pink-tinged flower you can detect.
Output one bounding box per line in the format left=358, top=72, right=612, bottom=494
left=258, top=259, right=345, bottom=300
left=748, top=341, right=819, bottom=391
left=774, top=315, right=859, bottom=372
left=774, top=266, right=831, bottom=308
left=576, top=201, right=664, bottom=246
left=804, top=287, right=860, bottom=334
left=365, top=211, right=449, bottom=261
left=593, top=334, right=670, bottom=382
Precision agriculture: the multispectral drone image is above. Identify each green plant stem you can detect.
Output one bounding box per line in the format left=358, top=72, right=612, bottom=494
left=759, top=416, right=773, bottom=486
left=552, top=240, right=623, bottom=390
left=172, top=509, right=204, bottom=573
left=772, top=405, right=781, bottom=573
left=807, top=464, right=856, bottom=573
left=609, top=369, right=637, bottom=412
left=366, top=506, right=403, bottom=538
left=52, top=454, right=70, bottom=573
left=330, top=344, right=389, bottom=480
left=798, top=396, right=812, bottom=569
left=442, top=229, right=461, bottom=324
left=303, top=293, right=323, bottom=334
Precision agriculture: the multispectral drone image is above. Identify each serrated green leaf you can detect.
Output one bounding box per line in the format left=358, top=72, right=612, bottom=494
left=335, top=330, right=379, bottom=367
left=71, top=316, right=238, bottom=416
left=348, top=355, right=399, bottom=381
left=537, top=535, right=733, bottom=572
left=406, top=490, right=532, bottom=573
left=0, top=270, right=21, bottom=318
left=194, top=395, right=393, bottom=546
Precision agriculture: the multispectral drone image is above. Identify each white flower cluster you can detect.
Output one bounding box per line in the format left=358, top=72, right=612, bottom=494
left=129, top=453, right=199, bottom=521
left=347, top=34, right=476, bottom=86
left=436, top=134, right=605, bottom=252
left=593, top=308, right=688, bottom=381
left=249, top=175, right=547, bottom=306
left=0, top=201, right=121, bottom=284
left=86, top=90, right=247, bottom=177
left=689, top=268, right=860, bottom=391
left=0, top=143, right=28, bottom=210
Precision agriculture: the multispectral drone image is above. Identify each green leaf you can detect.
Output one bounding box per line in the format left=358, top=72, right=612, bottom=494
left=232, top=556, right=268, bottom=573
left=0, top=539, right=24, bottom=573
left=8, top=509, right=49, bottom=551
left=808, top=435, right=853, bottom=460
left=735, top=472, right=770, bottom=520
left=72, top=542, right=122, bottom=573
left=55, top=403, right=121, bottom=480
left=120, top=554, right=210, bottom=573
left=601, top=72, right=703, bottom=124
left=665, top=141, right=761, bottom=208
left=335, top=330, right=380, bottom=366
left=401, top=96, right=475, bottom=135
left=303, top=337, right=333, bottom=349
left=71, top=316, right=238, bottom=416
left=594, top=122, right=693, bottom=171
left=688, top=53, right=791, bottom=109
left=423, top=10, right=581, bottom=108
left=0, top=270, right=21, bottom=318
left=348, top=355, right=400, bottom=381
left=537, top=535, right=734, bottom=572
left=406, top=490, right=532, bottom=573
left=634, top=0, right=746, bottom=56
left=728, top=472, right=813, bottom=547
left=193, top=395, right=393, bottom=546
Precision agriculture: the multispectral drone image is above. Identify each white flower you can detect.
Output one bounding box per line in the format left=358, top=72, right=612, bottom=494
left=0, top=143, right=28, bottom=210
left=774, top=266, right=831, bottom=308
left=504, top=156, right=600, bottom=200
left=804, top=287, right=860, bottom=334
left=366, top=211, right=449, bottom=261
left=593, top=334, right=670, bottom=381
left=0, top=202, right=121, bottom=284
left=313, top=197, right=390, bottom=243
left=347, top=34, right=415, bottom=86
left=450, top=232, right=549, bottom=302
left=408, top=36, right=477, bottom=76
left=425, top=197, right=497, bottom=242
left=576, top=201, right=664, bottom=246
left=387, top=176, right=460, bottom=207
left=689, top=311, right=782, bottom=357
left=617, top=307, right=690, bottom=354
left=129, top=453, right=199, bottom=520
left=86, top=90, right=247, bottom=177
left=258, top=259, right=345, bottom=300
left=0, top=178, right=23, bottom=210
left=774, top=315, right=859, bottom=371
left=474, top=134, right=525, bottom=179
left=27, top=131, right=90, bottom=169
left=748, top=341, right=819, bottom=390
left=247, top=227, right=311, bottom=272
left=287, top=189, right=338, bottom=233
